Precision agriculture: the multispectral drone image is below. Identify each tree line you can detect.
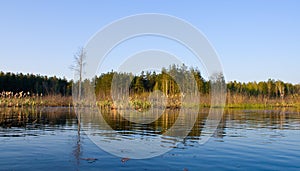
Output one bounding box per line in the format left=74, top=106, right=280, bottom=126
left=227, top=79, right=300, bottom=98
left=0, top=71, right=72, bottom=96
left=1, top=66, right=300, bottom=99
left=94, top=65, right=300, bottom=100
left=94, top=64, right=211, bottom=100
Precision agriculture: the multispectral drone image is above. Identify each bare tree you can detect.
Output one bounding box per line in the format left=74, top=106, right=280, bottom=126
left=70, top=47, right=86, bottom=100
left=70, top=47, right=86, bottom=144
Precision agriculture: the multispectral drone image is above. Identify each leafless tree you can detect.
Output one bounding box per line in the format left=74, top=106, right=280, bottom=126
left=70, top=47, right=86, bottom=100
left=70, top=48, right=86, bottom=148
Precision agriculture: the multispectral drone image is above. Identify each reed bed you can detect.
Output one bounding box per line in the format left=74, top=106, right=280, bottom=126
left=1, top=91, right=300, bottom=109
left=0, top=91, right=72, bottom=107
left=226, top=93, right=300, bottom=109
left=97, top=93, right=300, bottom=110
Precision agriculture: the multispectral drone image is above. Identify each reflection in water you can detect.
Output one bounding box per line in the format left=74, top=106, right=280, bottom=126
left=0, top=107, right=81, bottom=168
left=224, top=108, right=300, bottom=130
left=1, top=107, right=300, bottom=140
left=95, top=108, right=300, bottom=140
left=75, top=107, right=300, bottom=159
left=0, top=107, right=76, bottom=136
left=0, top=107, right=300, bottom=169
left=73, top=115, right=82, bottom=168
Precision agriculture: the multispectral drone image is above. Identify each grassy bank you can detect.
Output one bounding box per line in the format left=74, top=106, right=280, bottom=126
left=226, top=94, right=300, bottom=109
left=97, top=93, right=300, bottom=110
left=1, top=91, right=300, bottom=110
left=0, top=91, right=72, bottom=107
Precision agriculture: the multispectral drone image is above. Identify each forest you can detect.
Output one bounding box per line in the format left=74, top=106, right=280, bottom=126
left=94, top=65, right=300, bottom=99
left=0, top=71, right=72, bottom=96
left=1, top=65, right=300, bottom=108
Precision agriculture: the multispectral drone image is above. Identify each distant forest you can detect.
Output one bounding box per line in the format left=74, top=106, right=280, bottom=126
left=0, top=71, right=72, bottom=96
left=94, top=65, right=300, bottom=101
left=1, top=65, right=300, bottom=100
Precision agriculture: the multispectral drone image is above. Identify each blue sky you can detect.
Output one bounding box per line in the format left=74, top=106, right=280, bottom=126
left=0, top=0, right=299, bottom=83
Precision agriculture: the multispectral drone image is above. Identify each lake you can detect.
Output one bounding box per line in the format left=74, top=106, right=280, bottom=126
left=0, top=107, right=299, bottom=170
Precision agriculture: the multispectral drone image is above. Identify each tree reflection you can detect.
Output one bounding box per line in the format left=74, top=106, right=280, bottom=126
left=0, top=107, right=75, bottom=128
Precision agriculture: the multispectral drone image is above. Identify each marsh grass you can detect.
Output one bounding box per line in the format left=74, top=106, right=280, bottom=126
left=0, top=91, right=72, bottom=107
left=226, top=93, right=300, bottom=109
left=1, top=90, right=299, bottom=109
left=96, top=93, right=300, bottom=110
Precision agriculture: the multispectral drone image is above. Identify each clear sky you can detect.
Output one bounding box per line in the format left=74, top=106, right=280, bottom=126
left=0, top=0, right=299, bottom=83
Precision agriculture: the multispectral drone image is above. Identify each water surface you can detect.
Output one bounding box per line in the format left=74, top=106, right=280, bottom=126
left=0, top=107, right=299, bottom=170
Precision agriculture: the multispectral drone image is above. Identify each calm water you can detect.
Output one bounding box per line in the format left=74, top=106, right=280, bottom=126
left=0, top=107, right=299, bottom=170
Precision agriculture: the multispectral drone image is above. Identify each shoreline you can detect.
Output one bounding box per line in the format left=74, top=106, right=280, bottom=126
left=1, top=99, right=299, bottom=110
